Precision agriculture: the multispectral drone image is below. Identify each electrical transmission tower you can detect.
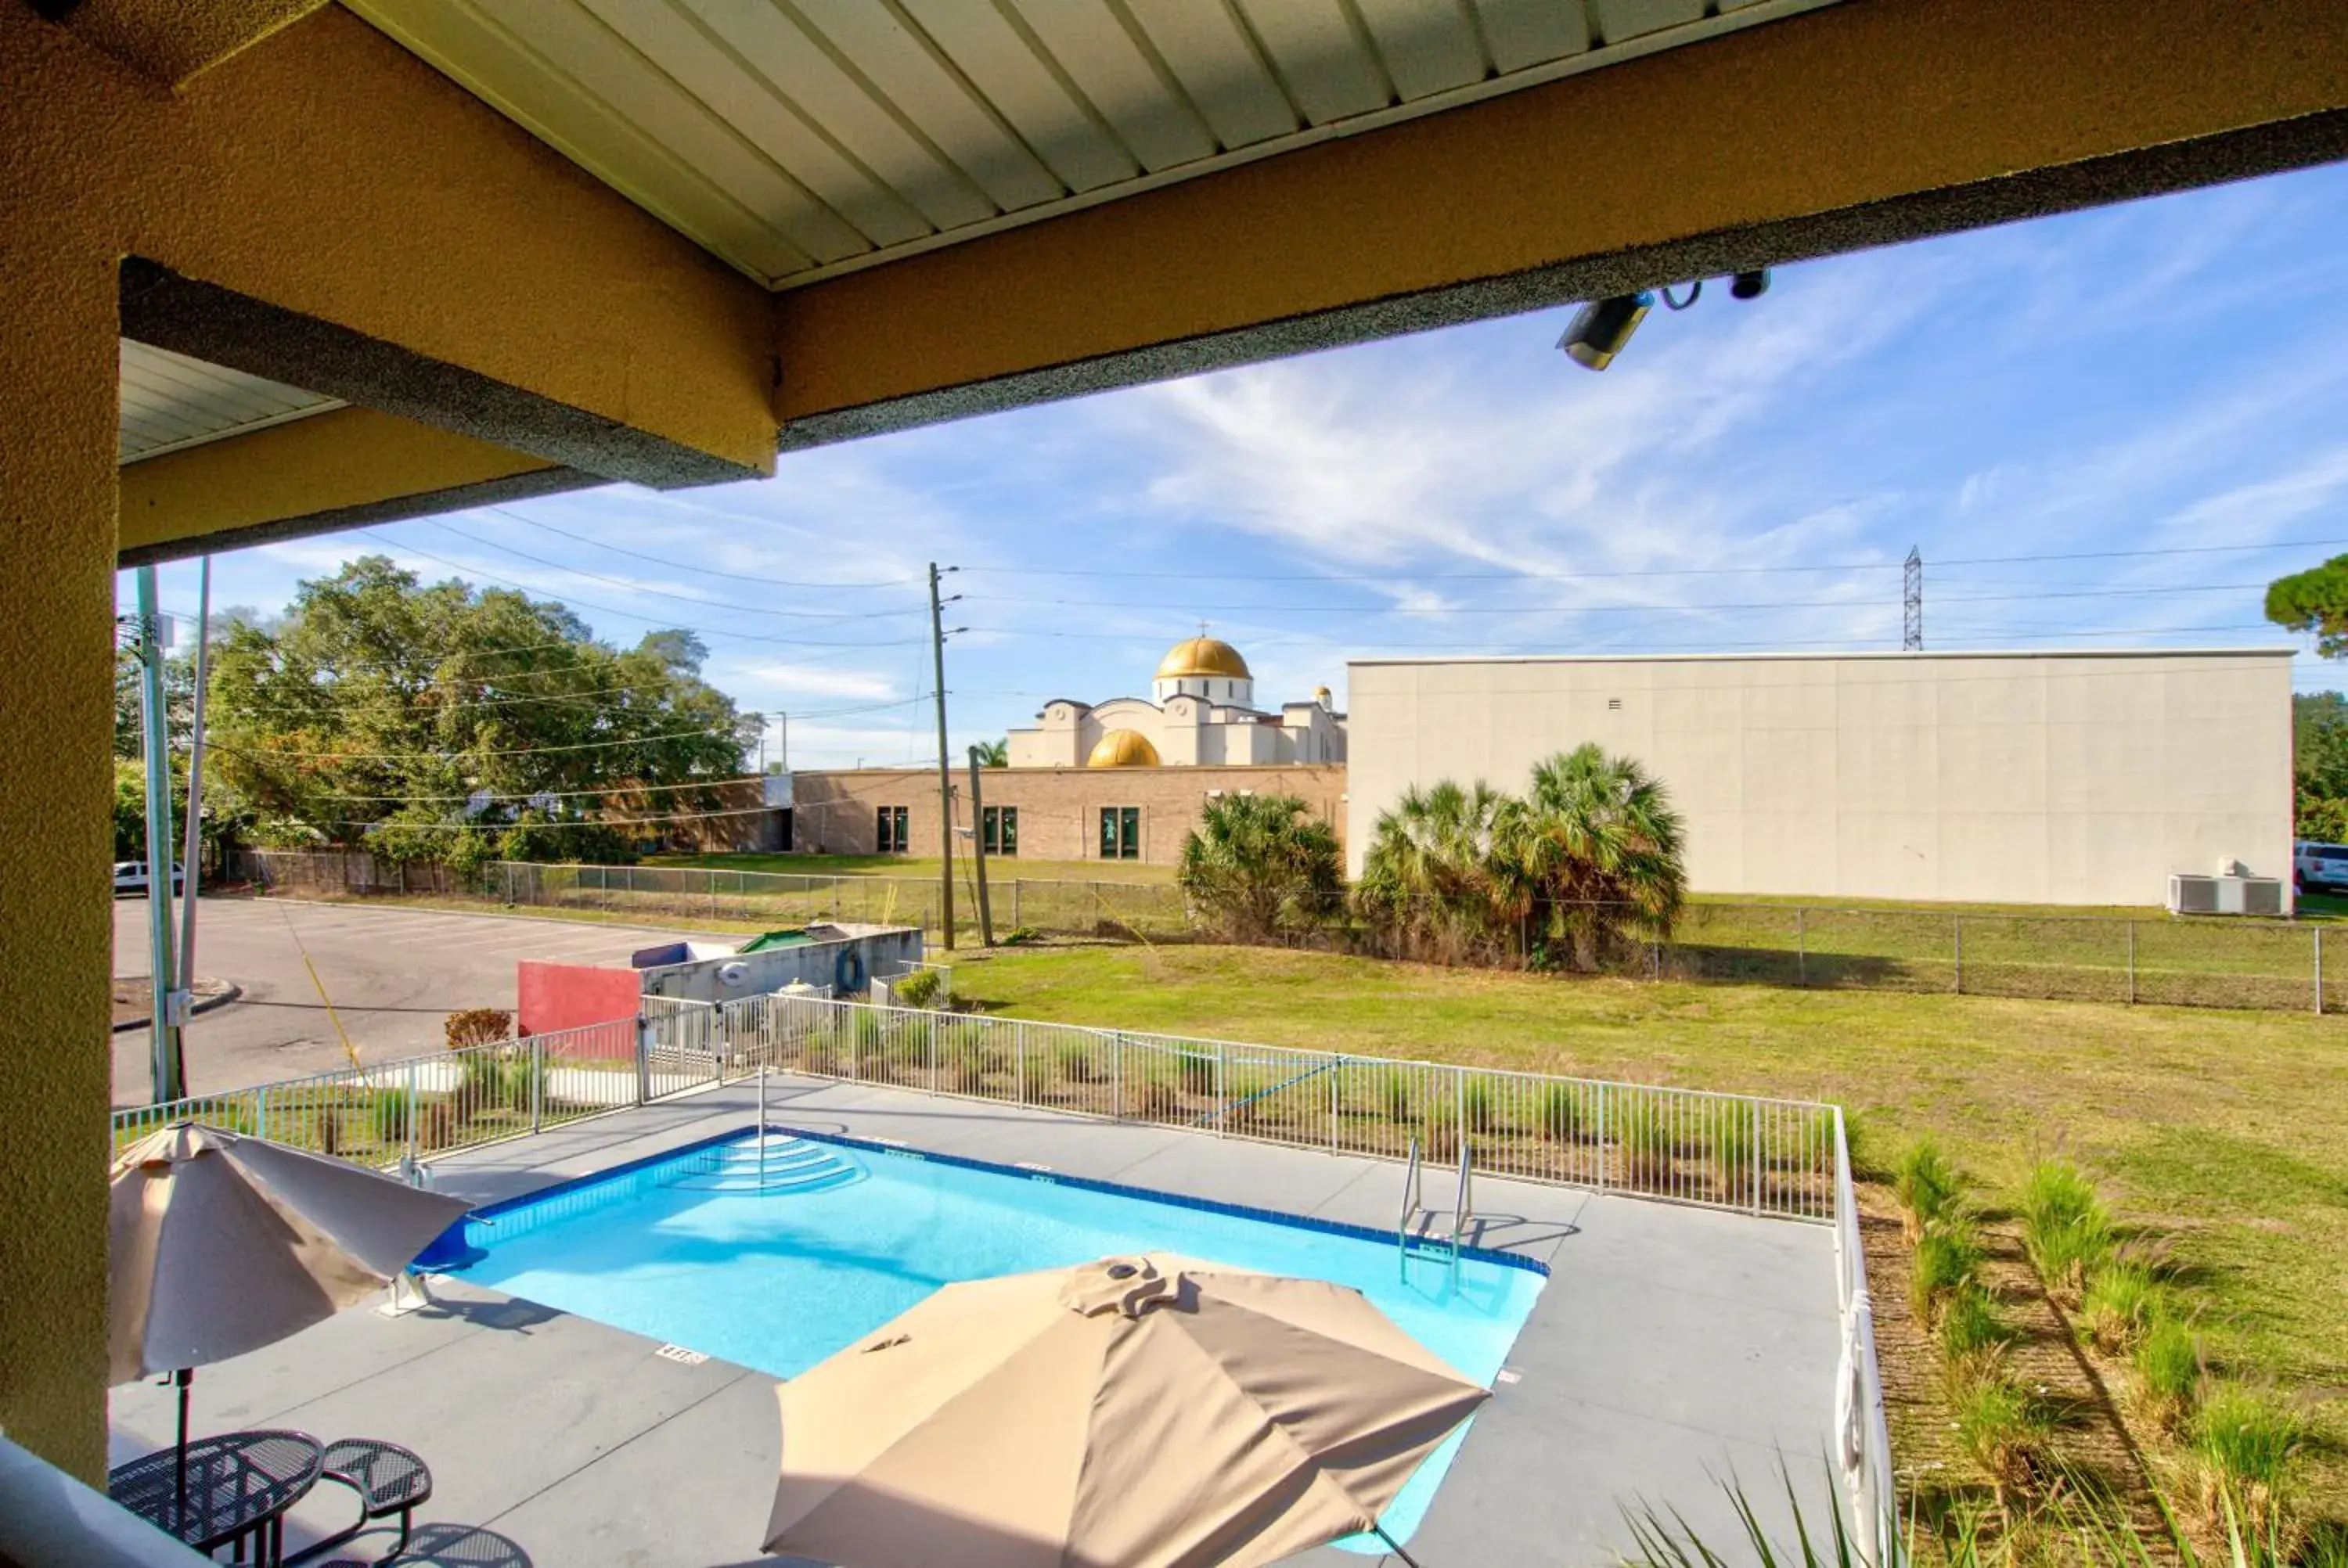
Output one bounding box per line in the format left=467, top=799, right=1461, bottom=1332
left=1903, top=547, right=1923, bottom=652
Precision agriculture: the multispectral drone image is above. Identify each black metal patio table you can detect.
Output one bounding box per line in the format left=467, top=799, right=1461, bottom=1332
left=110, top=1428, right=325, bottom=1565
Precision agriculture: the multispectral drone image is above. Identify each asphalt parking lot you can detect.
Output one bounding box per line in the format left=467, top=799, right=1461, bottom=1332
left=110, top=897, right=719, bottom=1106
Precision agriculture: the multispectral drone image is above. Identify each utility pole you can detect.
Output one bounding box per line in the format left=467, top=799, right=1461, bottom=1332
left=1903, top=547, right=1924, bottom=652
left=134, top=566, right=184, bottom=1103
left=967, top=745, right=996, bottom=947
left=778, top=710, right=788, bottom=772
left=175, top=556, right=214, bottom=1102
left=927, top=563, right=958, bottom=950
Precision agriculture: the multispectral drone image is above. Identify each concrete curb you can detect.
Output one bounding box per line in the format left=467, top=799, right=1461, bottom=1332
left=111, top=983, right=242, bottom=1035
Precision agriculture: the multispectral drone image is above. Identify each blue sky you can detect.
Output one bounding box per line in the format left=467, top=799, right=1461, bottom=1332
left=132, top=158, right=2348, bottom=770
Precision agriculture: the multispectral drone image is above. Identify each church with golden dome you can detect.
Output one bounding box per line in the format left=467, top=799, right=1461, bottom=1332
left=1008, top=635, right=1347, bottom=769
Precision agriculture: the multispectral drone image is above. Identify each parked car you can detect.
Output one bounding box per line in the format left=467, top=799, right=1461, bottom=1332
left=2292, top=840, right=2348, bottom=894
left=113, top=861, right=185, bottom=897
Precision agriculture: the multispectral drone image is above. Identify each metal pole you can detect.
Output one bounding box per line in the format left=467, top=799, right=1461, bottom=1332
left=928, top=563, right=957, bottom=951
left=405, top=1059, right=420, bottom=1166
left=967, top=746, right=996, bottom=946
left=1796, top=907, right=1806, bottom=987
left=175, top=559, right=211, bottom=1042
left=779, top=711, right=788, bottom=772
left=1952, top=915, right=1963, bottom=994
left=2317, top=928, right=2325, bottom=1017
left=2126, top=919, right=2137, bottom=1005
left=1013, top=879, right=1021, bottom=930
left=531, top=1036, right=543, bottom=1134
left=135, top=566, right=184, bottom=1102
left=758, top=1067, right=769, bottom=1185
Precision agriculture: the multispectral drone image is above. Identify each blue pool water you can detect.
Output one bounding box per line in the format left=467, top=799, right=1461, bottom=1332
left=455, top=1130, right=1546, bottom=1550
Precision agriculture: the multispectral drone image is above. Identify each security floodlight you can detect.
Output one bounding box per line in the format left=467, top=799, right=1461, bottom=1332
left=1558, top=291, right=1654, bottom=372
left=1730, top=268, right=1772, bottom=300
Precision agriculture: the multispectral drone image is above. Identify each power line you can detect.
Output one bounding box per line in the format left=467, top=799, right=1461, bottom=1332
left=480, top=505, right=921, bottom=593
left=211, top=720, right=750, bottom=763
left=957, top=583, right=2273, bottom=616
left=953, top=536, right=2348, bottom=584
left=320, top=802, right=783, bottom=833
left=427, top=518, right=923, bottom=620
left=355, top=531, right=929, bottom=650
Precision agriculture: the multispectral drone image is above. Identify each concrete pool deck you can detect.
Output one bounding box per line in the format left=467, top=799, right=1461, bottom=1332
left=111, top=1075, right=1842, bottom=1566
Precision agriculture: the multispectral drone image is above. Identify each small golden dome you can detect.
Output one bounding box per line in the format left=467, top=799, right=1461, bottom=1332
left=1086, top=728, right=1161, bottom=768
left=1155, top=636, right=1251, bottom=682
left=1314, top=685, right=1333, bottom=704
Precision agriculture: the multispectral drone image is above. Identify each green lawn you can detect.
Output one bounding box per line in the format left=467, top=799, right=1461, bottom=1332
left=941, top=941, right=2348, bottom=1516
left=645, top=851, right=1176, bottom=885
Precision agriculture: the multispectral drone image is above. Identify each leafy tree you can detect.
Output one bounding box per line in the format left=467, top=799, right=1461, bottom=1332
left=207, top=557, right=754, bottom=865
left=973, top=737, right=1010, bottom=768
left=2266, top=556, right=2348, bottom=657
left=1352, top=779, right=1524, bottom=965
left=1176, top=793, right=1342, bottom=943
left=2292, top=692, right=2348, bottom=841
left=1352, top=746, right=1688, bottom=972
left=1504, top=744, right=1687, bottom=970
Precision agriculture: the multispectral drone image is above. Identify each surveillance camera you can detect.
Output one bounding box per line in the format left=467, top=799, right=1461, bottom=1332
left=1558, top=291, right=1654, bottom=372
left=1730, top=268, right=1772, bottom=300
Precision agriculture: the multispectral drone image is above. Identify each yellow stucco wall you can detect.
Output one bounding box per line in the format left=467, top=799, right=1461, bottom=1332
left=773, top=0, right=2348, bottom=421
left=118, top=408, right=564, bottom=556
left=0, top=243, right=120, bottom=1480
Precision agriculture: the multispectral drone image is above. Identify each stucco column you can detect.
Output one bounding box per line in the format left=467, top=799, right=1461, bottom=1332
left=0, top=232, right=121, bottom=1479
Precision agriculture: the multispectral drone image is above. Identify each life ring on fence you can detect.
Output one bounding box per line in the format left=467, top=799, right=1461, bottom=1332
left=834, top=946, right=867, bottom=994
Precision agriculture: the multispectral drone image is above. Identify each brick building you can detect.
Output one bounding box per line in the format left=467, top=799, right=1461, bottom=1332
left=790, top=764, right=1348, bottom=866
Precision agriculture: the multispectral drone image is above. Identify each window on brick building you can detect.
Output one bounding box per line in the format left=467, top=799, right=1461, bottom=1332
left=877, top=804, right=909, bottom=854
left=1098, top=805, right=1140, bottom=860
left=982, top=805, right=1017, bottom=857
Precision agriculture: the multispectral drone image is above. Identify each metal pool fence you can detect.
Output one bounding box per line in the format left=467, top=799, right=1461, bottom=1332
left=241, top=851, right=2348, bottom=1016
left=717, top=991, right=1840, bottom=1221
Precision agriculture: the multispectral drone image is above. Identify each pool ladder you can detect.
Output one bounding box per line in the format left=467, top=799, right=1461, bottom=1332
left=1398, top=1137, right=1474, bottom=1282
left=668, top=1135, right=862, bottom=1196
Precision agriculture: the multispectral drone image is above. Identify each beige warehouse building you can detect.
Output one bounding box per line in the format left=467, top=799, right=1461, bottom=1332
left=1345, top=650, right=2296, bottom=908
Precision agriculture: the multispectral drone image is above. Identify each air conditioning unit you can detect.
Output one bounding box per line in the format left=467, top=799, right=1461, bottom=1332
left=2169, top=874, right=2218, bottom=915
left=2171, top=874, right=2285, bottom=917
left=2222, top=876, right=2285, bottom=918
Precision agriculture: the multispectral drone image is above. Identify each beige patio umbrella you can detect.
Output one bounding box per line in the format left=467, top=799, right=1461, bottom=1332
left=764, top=1253, right=1489, bottom=1568
left=110, top=1123, right=474, bottom=1509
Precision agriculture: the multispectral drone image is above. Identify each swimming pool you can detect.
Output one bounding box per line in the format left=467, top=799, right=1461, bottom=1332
left=451, top=1127, right=1547, bottom=1551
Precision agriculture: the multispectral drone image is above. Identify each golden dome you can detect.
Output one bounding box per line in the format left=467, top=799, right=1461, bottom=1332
left=1155, top=636, right=1251, bottom=682
left=1086, top=728, right=1161, bottom=768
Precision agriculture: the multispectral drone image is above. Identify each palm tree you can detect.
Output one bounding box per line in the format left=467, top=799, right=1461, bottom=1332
left=1176, top=793, right=1342, bottom=944
left=1504, top=743, right=1686, bottom=970
left=1353, top=780, right=1525, bottom=965
left=971, top=737, right=1009, bottom=768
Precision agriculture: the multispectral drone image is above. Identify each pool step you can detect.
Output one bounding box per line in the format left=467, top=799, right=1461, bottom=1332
left=667, top=1136, right=862, bottom=1195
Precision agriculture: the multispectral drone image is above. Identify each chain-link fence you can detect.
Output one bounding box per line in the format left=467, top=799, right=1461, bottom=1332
left=238, top=851, right=2348, bottom=1015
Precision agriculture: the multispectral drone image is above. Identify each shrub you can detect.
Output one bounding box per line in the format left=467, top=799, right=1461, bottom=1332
left=1910, top=1219, right=1985, bottom=1326
left=1951, top=1376, right=2053, bottom=1503
left=1380, top=1070, right=1413, bottom=1126
left=369, top=1091, right=456, bottom=1152
left=2019, top=1157, right=2112, bottom=1304
left=1616, top=1100, right=1674, bottom=1186
left=2080, top=1258, right=2166, bottom=1355
left=1054, top=1038, right=1100, bottom=1084
left=457, top=1049, right=531, bottom=1113
left=1537, top=1082, right=1586, bottom=1143
left=2191, top=1386, right=2306, bottom=1541
left=891, top=968, right=941, bottom=1009
left=1460, top=1078, right=1499, bottom=1137
left=1892, top=1138, right=1963, bottom=1243
left=444, top=1008, right=513, bottom=1049
left=1712, top=1108, right=1756, bottom=1203
left=1178, top=1051, right=1217, bottom=1099
left=1001, top=926, right=1039, bottom=946
left=2132, top=1314, right=2203, bottom=1436
left=1937, top=1282, right=2016, bottom=1386
left=1176, top=793, right=1343, bottom=944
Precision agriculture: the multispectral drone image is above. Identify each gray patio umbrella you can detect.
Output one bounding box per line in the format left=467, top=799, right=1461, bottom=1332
left=109, top=1123, right=473, bottom=1514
